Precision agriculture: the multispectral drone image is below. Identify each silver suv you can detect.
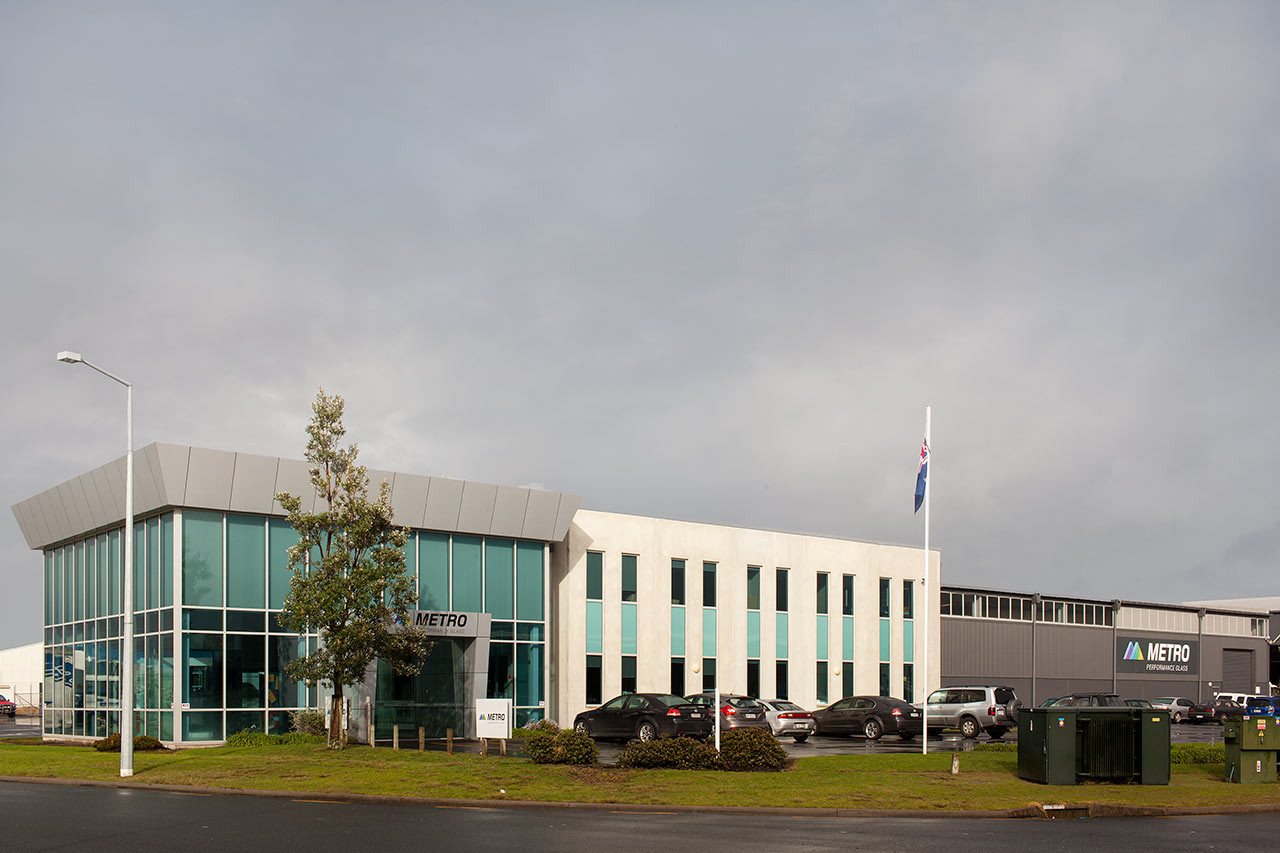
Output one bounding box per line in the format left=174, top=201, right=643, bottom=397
left=922, top=686, right=1021, bottom=739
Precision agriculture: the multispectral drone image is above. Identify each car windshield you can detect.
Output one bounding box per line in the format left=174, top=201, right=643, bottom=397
left=651, top=695, right=689, bottom=707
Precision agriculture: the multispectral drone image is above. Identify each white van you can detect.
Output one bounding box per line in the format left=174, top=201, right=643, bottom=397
left=1214, top=692, right=1270, bottom=705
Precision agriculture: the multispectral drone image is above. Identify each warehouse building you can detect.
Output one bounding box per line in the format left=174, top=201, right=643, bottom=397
left=11, top=442, right=939, bottom=745
left=939, top=584, right=1274, bottom=706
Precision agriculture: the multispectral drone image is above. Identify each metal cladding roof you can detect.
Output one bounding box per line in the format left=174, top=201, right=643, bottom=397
left=10, top=443, right=582, bottom=549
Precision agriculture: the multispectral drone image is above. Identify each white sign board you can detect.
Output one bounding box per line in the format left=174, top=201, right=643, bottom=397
left=476, top=698, right=513, bottom=739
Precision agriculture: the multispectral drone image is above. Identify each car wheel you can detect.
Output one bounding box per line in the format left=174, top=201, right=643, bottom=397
left=863, top=718, right=883, bottom=741
left=959, top=717, right=980, bottom=739
left=574, top=720, right=591, bottom=737
left=1172, top=712, right=1182, bottom=724
left=792, top=734, right=809, bottom=743
left=637, top=720, right=658, bottom=743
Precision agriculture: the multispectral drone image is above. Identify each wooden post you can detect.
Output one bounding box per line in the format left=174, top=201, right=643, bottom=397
left=446, top=728, right=453, bottom=755
left=951, top=754, right=960, bottom=775
left=393, top=724, right=399, bottom=751
left=481, top=738, right=489, bottom=757
left=500, top=738, right=507, bottom=757
left=419, top=727, right=425, bottom=753
left=366, top=697, right=372, bottom=746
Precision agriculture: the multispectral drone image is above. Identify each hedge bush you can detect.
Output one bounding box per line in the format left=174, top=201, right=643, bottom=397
left=1171, top=742, right=1225, bottom=764
left=513, top=719, right=560, bottom=738
left=224, top=730, right=327, bottom=747
left=718, top=726, right=787, bottom=771
left=93, top=734, right=165, bottom=752
left=525, top=728, right=598, bottom=765
left=616, top=736, right=721, bottom=770
left=290, top=710, right=327, bottom=737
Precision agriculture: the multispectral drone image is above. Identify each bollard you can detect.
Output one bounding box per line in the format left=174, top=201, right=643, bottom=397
left=481, top=738, right=489, bottom=758
left=393, top=724, right=399, bottom=751
left=951, top=754, right=960, bottom=775
left=419, top=727, right=425, bottom=753
left=447, top=728, right=453, bottom=755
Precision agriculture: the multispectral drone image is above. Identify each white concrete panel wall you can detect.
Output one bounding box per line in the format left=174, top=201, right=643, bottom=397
left=552, top=509, right=941, bottom=725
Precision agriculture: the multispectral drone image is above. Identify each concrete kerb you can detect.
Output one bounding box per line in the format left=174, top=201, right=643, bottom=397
left=3, top=776, right=1280, bottom=820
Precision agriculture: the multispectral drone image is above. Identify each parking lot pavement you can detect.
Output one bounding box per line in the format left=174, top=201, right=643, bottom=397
left=0, top=715, right=42, bottom=739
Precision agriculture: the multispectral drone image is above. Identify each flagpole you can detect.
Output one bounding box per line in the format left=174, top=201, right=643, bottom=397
left=921, top=405, right=931, bottom=757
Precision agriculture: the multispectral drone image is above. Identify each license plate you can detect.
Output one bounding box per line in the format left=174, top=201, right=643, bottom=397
left=690, top=712, right=702, bottom=718
left=910, top=711, right=919, bottom=717
left=745, top=713, right=761, bottom=719
left=795, top=722, right=811, bottom=728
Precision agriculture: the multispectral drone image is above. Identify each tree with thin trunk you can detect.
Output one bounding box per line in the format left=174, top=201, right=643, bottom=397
left=276, top=389, right=430, bottom=748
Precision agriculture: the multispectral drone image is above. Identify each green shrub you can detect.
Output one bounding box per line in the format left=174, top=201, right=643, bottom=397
left=973, top=742, right=1017, bottom=753
left=224, top=730, right=327, bottom=747
left=513, top=719, right=560, bottom=738
left=1171, top=742, right=1225, bottom=764
left=93, top=734, right=165, bottom=752
left=616, top=736, right=721, bottom=770
left=281, top=732, right=326, bottom=746
left=525, top=728, right=598, bottom=765
left=718, top=726, right=787, bottom=771
left=290, top=710, right=327, bottom=737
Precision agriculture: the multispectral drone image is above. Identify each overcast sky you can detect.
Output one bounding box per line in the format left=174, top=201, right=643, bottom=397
left=2, top=2, right=1277, bottom=650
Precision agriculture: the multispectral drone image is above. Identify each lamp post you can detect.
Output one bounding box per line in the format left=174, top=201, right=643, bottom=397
left=57, top=351, right=134, bottom=778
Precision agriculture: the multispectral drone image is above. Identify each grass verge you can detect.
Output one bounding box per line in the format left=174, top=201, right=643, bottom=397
left=2, top=740, right=1279, bottom=811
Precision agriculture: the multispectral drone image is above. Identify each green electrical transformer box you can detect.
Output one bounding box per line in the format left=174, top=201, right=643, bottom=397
left=1224, top=716, right=1280, bottom=784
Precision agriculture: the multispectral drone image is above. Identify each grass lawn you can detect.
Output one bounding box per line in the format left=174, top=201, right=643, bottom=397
left=2, top=740, right=1279, bottom=811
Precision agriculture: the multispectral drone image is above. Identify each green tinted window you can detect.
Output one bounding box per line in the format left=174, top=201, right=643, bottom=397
left=747, top=610, right=760, bottom=658
left=702, top=607, right=717, bottom=657
left=622, top=554, right=637, bottom=602
left=146, top=517, right=160, bottom=609
left=621, top=603, right=637, bottom=654
left=452, top=536, right=482, bottom=612
left=183, top=511, right=223, bottom=607
left=816, top=613, right=828, bottom=660
left=586, top=601, right=603, bottom=654
left=776, top=612, right=789, bottom=659
left=515, top=542, right=543, bottom=621
left=418, top=533, right=449, bottom=610
left=586, top=552, right=603, bottom=600
left=159, top=515, right=173, bottom=607
left=484, top=539, right=514, bottom=619
left=268, top=518, right=299, bottom=610
left=670, top=606, right=685, bottom=656
left=225, top=515, right=265, bottom=609
left=133, top=522, right=144, bottom=612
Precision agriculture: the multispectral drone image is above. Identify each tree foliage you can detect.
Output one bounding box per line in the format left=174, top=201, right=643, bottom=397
left=276, top=389, right=430, bottom=746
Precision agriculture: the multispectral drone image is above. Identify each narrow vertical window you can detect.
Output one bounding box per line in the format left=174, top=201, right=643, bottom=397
left=775, top=661, right=789, bottom=701
left=816, top=661, right=828, bottom=704
left=746, top=566, right=760, bottom=611
left=776, top=569, right=789, bottom=612
left=670, top=559, right=685, bottom=605
left=585, top=655, right=602, bottom=705
left=878, top=578, right=890, bottom=618
left=621, top=656, right=637, bottom=694
left=879, top=663, right=890, bottom=698
left=746, top=660, right=760, bottom=698
left=902, top=580, right=914, bottom=620
left=670, top=658, right=685, bottom=696
left=842, top=574, right=854, bottom=616
left=903, top=663, right=914, bottom=702
left=586, top=552, right=603, bottom=601
left=702, top=562, right=717, bottom=607
left=621, top=554, right=637, bottom=602
left=816, top=573, right=828, bottom=615
left=702, top=658, right=716, bottom=692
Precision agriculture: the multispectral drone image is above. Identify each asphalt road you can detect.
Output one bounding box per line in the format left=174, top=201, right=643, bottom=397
left=1, top=781, right=1277, bottom=852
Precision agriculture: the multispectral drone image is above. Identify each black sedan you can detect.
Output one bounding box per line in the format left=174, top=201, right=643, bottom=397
left=573, top=693, right=713, bottom=742
left=812, top=696, right=923, bottom=741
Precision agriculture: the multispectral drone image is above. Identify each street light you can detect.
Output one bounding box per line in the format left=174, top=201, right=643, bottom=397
left=57, top=351, right=134, bottom=778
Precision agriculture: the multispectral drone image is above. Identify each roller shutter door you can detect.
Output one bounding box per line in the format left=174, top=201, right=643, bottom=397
left=1222, top=649, right=1253, bottom=692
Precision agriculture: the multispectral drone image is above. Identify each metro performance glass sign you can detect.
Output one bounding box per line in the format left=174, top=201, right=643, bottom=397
left=1116, top=636, right=1199, bottom=675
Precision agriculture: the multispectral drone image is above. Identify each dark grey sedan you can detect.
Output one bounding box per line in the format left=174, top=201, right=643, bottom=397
left=573, top=694, right=712, bottom=742
left=812, top=696, right=923, bottom=741
left=684, top=693, right=772, bottom=731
